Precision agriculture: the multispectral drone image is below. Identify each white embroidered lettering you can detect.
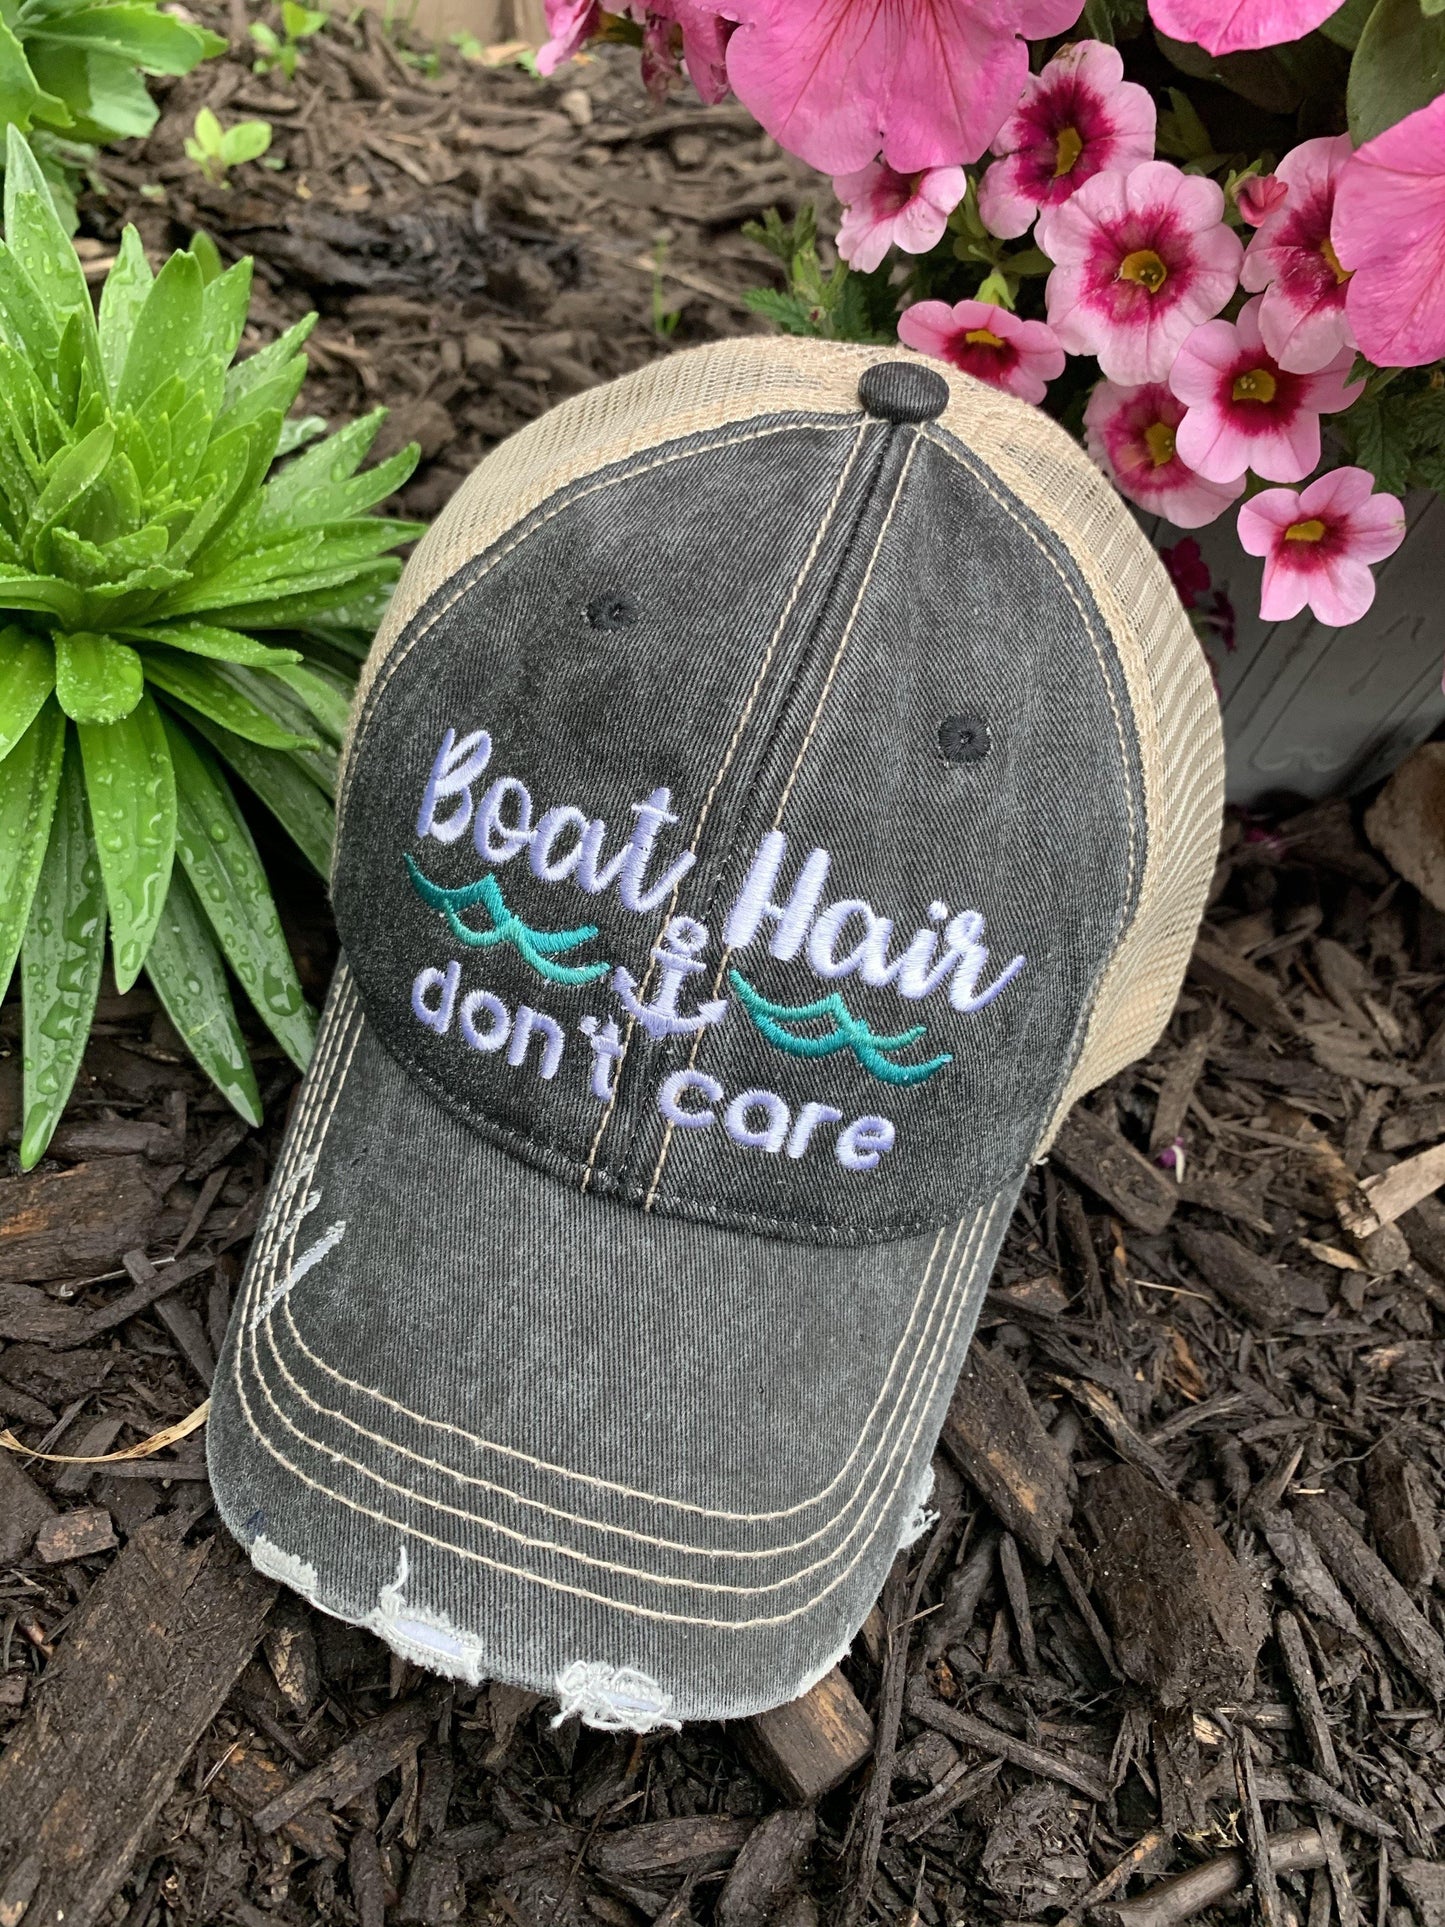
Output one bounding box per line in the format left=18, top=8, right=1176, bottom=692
left=411, top=961, right=460, bottom=1034
left=474, top=776, right=535, bottom=864
left=459, top=988, right=509, bottom=1053
left=658, top=1069, right=722, bottom=1129
left=416, top=728, right=491, bottom=843
left=723, top=829, right=832, bottom=960
left=786, top=1100, right=844, bottom=1159
left=837, top=1114, right=896, bottom=1171
left=807, top=898, right=886, bottom=980
left=724, top=1088, right=790, bottom=1153
left=616, top=788, right=697, bottom=913
left=529, top=805, right=592, bottom=882
left=943, top=910, right=1028, bottom=1013
left=572, top=816, right=630, bottom=895
left=578, top=1013, right=624, bottom=1101
left=508, top=1005, right=564, bottom=1080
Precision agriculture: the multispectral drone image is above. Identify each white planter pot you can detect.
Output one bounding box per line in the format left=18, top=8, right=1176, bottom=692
left=1149, top=493, right=1445, bottom=806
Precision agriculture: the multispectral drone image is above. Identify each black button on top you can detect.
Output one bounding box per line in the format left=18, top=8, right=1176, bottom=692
left=858, top=361, right=950, bottom=423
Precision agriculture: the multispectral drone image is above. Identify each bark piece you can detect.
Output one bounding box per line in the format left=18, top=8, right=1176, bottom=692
left=212, top=1742, right=344, bottom=1860
left=885, top=1758, right=1002, bottom=1844
left=714, top=1810, right=814, bottom=1927
left=252, top=1684, right=448, bottom=1831
left=939, top=1344, right=1070, bottom=1561
left=0, top=1281, right=85, bottom=1347
left=1175, top=1224, right=1327, bottom=1330
left=1084, top=1463, right=1267, bottom=1708
left=1293, top=1495, right=1445, bottom=1699
left=1365, top=741, right=1445, bottom=912
left=0, top=1519, right=275, bottom=1927
left=0, top=1158, right=163, bottom=1285
left=1050, top=1106, right=1178, bottom=1234
left=589, top=1817, right=754, bottom=1882
left=1274, top=1609, right=1339, bottom=1783
left=1365, top=1440, right=1440, bottom=1590
left=32, top=1506, right=116, bottom=1564
left=1395, top=1858, right=1445, bottom=1927
left=734, top=1668, right=873, bottom=1804
left=903, top=1684, right=1108, bottom=1802
left=1095, top=1828, right=1325, bottom=1927
left=1188, top=933, right=1301, bottom=1036
left=0, top=1451, right=56, bottom=1562
left=397, top=1846, right=465, bottom=1923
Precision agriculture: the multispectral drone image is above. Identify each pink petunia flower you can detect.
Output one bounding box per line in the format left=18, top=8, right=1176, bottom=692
left=1240, top=135, right=1354, bottom=374
left=1039, top=161, right=1242, bottom=384
left=1333, top=94, right=1445, bottom=370
left=835, top=163, right=967, bottom=272
left=1237, top=467, right=1406, bottom=625
left=977, top=39, right=1156, bottom=240
left=539, top=0, right=728, bottom=97
left=1084, top=379, right=1245, bottom=527
left=714, top=0, right=1088, bottom=177
left=1169, top=296, right=1362, bottom=484
left=1236, top=172, right=1287, bottom=226
left=897, top=298, right=1065, bottom=404
left=1148, top=0, right=1340, bottom=56
left=537, top=0, right=599, bottom=74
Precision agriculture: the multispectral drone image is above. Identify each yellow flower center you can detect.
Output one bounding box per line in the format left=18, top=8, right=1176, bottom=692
left=1143, top=420, right=1177, bottom=466
left=1284, top=517, right=1327, bottom=542
left=1319, top=235, right=1351, bottom=285
left=964, top=326, right=1007, bottom=349
left=1118, top=248, right=1168, bottom=293
left=1232, top=367, right=1278, bottom=404
left=1053, top=125, right=1084, bottom=178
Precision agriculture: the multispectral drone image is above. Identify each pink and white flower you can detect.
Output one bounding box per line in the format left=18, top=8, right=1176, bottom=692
left=537, top=0, right=599, bottom=74
left=1039, top=161, right=1242, bottom=384
left=835, top=163, right=967, bottom=272
left=1240, top=135, right=1354, bottom=374
left=1168, top=296, right=1362, bottom=484
left=978, top=39, right=1155, bottom=240
left=1334, top=93, right=1445, bottom=370
left=1084, top=379, right=1245, bottom=526
left=897, top=298, right=1065, bottom=404
left=1148, top=0, right=1341, bottom=56
left=714, top=0, right=1088, bottom=177
left=1237, top=467, right=1406, bottom=625
left=539, top=0, right=728, bottom=98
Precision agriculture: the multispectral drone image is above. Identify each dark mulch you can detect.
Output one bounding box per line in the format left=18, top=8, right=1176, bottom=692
left=2, top=13, right=1444, bottom=1927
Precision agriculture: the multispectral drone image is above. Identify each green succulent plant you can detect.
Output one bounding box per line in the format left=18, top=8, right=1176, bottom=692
left=0, top=126, right=423, bottom=1168
left=0, top=0, right=224, bottom=224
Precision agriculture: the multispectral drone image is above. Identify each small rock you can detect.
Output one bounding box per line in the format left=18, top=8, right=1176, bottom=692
left=670, top=131, right=709, bottom=169
left=463, top=332, right=506, bottom=374
left=1365, top=742, right=1445, bottom=911
left=33, top=1506, right=117, bottom=1564
left=558, top=87, right=593, bottom=127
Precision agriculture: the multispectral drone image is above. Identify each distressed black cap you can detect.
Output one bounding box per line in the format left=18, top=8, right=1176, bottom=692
left=209, top=337, right=1224, bottom=1730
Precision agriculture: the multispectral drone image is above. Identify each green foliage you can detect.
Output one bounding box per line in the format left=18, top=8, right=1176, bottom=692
left=250, top=1, right=329, bottom=83
left=1334, top=368, right=1445, bottom=495
left=0, top=126, right=423, bottom=1163
left=1080, top=0, right=1148, bottom=42
left=741, top=205, right=897, bottom=343
left=1347, top=0, right=1445, bottom=139
left=0, top=0, right=221, bottom=222
left=184, top=106, right=273, bottom=185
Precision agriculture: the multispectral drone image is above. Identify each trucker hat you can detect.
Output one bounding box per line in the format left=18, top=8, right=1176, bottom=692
left=209, top=336, right=1223, bottom=1729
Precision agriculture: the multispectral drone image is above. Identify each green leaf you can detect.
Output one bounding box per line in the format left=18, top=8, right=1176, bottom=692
left=25, top=5, right=218, bottom=74
left=0, top=696, right=65, bottom=1004
left=143, top=650, right=320, bottom=748
left=119, top=620, right=301, bottom=666
left=257, top=408, right=418, bottom=531
left=183, top=708, right=333, bottom=876
left=0, top=20, right=69, bottom=136
left=0, top=626, right=55, bottom=761
left=24, top=420, right=115, bottom=548
left=115, top=244, right=203, bottom=414
left=25, top=42, right=158, bottom=144
left=77, top=689, right=175, bottom=991
left=97, top=224, right=153, bottom=396
left=1348, top=0, right=1445, bottom=141
left=143, top=865, right=261, bottom=1124
left=19, top=732, right=105, bottom=1167
left=54, top=629, right=143, bottom=721
left=3, top=126, right=92, bottom=325
left=1321, top=0, right=1378, bottom=45
left=271, top=658, right=351, bottom=740
left=167, top=719, right=314, bottom=1069
left=0, top=567, right=83, bottom=624
left=220, top=311, right=315, bottom=412
left=219, top=118, right=271, bottom=166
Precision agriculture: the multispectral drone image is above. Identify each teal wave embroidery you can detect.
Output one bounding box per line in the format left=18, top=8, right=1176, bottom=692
left=728, top=969, right=953, bottom=1087
left=405, top=855, right=612, bottom=987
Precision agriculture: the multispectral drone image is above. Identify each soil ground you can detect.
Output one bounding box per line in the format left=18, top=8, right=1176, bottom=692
left=1, top=13, right=1444, bottom=1927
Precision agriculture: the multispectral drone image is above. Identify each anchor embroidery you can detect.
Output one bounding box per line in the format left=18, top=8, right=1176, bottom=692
left=612, top=915, right=729, bottom=1041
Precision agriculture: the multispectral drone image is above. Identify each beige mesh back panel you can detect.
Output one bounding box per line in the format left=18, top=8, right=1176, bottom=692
left=344, top=336, right=1223, bottom=1134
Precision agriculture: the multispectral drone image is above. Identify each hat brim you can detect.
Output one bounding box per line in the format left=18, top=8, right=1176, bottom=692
left=208, top=962, right=1019, bottom=1725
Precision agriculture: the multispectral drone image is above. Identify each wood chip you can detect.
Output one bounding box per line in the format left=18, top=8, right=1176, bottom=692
left=939, top=1343, right=1070, bottom=1561
left=904, top=1684, right=1109, bottom=1802
left=1293, top=1496, right=1445, bottom=1699
left=1050, top=1106, right=1178, bottom=1234
left=1364, top=1439, right=1440, bottom=1589
left=733, top=1668, right=873, bottom=1804
left=32, top=1506, right=117, bottom=1564
left=0, top=1158, right=164, bottom=1285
